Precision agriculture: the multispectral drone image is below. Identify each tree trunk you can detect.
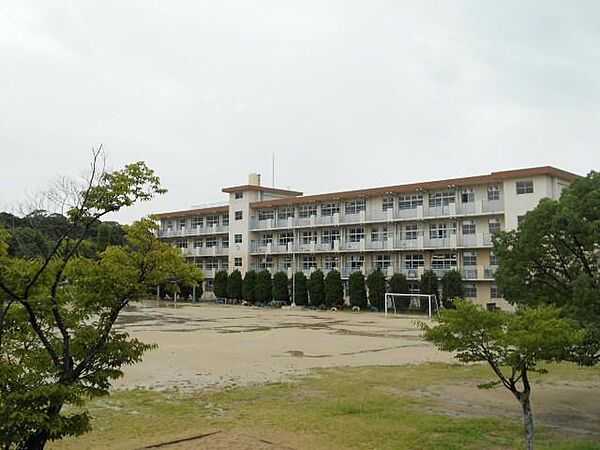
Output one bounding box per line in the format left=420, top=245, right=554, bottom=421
left=521, top=396, right=535, bottom=450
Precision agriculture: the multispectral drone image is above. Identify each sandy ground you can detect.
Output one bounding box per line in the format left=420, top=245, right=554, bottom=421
left=114, top=300, right=454, bottom=391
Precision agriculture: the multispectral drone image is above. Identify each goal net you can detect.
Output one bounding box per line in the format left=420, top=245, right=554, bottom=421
left=384, top=293, right=440, bottom=318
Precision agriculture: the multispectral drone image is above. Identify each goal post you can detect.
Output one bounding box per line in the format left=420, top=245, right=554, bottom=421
left=384, top=293, right=439, bottom=318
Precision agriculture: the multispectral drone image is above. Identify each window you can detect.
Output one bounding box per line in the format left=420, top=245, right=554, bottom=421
left=428, top=190, right=455, bottom=207
left=234, top=211, right=243, bottom=220
left=323, top=256, right=339, bottom=270
left=179, top=218, right=186, bottom=229
left=464, top=283, right=477, bottom=298
left=221, top=237, right=229, bottom=248
left=278, top=207, right=295, bottom=219
left=431, top=253, right=457, bottom=270
left=235, top=192, right=243, bottom=199
left=489, top=252, right=499, bottom=266
left=348, top=227, right=365, bottom=243
left=205, top=258, right=219, bottom=270
left=164, top=220, right=173, bottom=231
left=404, top=254, right=424, bottom=269
left=258, top=209, right=274, bottom=220
left=461, top=188, right=474, bottom=203
left=404, top=224, right=418, bottom=240
left=280, top=257, right=292, bottom=270
left=299, top=205, right=317, bottom=218
left=322, top=229, right=340, bottom=243
left=178, top=240, right=188, bottom=249
left=517, top=215, right=525, bottom=227
left=258, top=256, right=273, bottom=269
left=490, top=283, right=502, bottom=299
left=207, top=215, right=219, bottom=227
left=349, top=255, right=364, bottom=269
left=193, top=238, right=203, bottom=248
left=222, top=215, right=229, bottom=226
left=486, top=303, right=497, bottom=311
left=382, top=197, right=394, bottom=211
left=516, top=180, right=534, bottom=195
left=302, top=231, right=317, bottom=244
left=234, top=234, right=242, bottom=244
left=399, top=194, right=423, bottom=210
left=371, top=227, right=388, bottom=242
left=373, top=254, right=391, bottom=269
left=430, top=222, right=455, bottom=239
left=345, top=199, right=366, bottom=215
left=302, top=256, right=317, bottom=270
left=463, top=251, right=477, bottom=266
left=278, top=232, right=294, bottom=245
left=206, top=237, right=217, bottom=247
left=321, top=203, right=340, bottom=216
left=191, top=217, right=203, bottom=228
left=488, top=218, right=501, bottom=234
left=462, top=220, right=476, bottom=235
left=234, top=257, right=242, bottom=267
left=487, top=185, right=500, bottom=201
left=261, top=234, right=273, bottom=245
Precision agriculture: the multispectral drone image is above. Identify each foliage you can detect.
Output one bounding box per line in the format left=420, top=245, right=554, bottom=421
left=254, top=270, right=272, bottom=304
left=493, top=171, right=600, bottom=365
left=348, top=271, right=367, bottom=308
left=213, top=270, right=228, bottom=298
left=325, top=270, right=344, bottom=307
left=308, top=270, right=325, bottom=306
left=0, top=155, right=200, bottom=449
left=227, top=270, right=243, bottom=300
left=272, top=272, right=290, bottom=303
left=440, top=269, right=463, bottom=308
left=366, top=269, right=385, bottom=310
left=387, top=272, right=410, bottom=309
left=292, top=272, right=308, bottom=306
left=419, top=269, right=439, bottom=312
left=421, top=300, right=584, bottom=450
left=242, top=270, right=257, bottom=302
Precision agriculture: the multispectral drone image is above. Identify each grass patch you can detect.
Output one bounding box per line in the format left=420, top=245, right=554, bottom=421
left=50, top=363, right=600, bottom=450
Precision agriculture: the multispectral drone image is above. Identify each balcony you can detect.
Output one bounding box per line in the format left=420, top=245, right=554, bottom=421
left=457, top=233, right=493, bottom=247
left=399, top=267, right=425, bottom=279
left=461, top=267, right=479, bottom=280
left=185, top=246, right=229, bottom=257
left=341, top=266, right=364, bottom=278
left=159, top=225, right=229, bottom=238
left=423, top=235, right=456, bottom=248
left=424, top=203, right=455, bottom=218
left=484, top=265, right=498, bottom=279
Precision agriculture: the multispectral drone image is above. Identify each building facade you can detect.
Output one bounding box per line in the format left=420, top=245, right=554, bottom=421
left=156, top=167, right=576, bottom=309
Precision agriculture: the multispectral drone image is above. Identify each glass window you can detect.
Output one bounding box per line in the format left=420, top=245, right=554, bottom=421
left=430, top=222, right=455, bottom=239
left=258, top=209, right=274, bottom=220
left=348, top=227, right=365, bottom=242
left=205, top=258, right=219, bottom=270
left=461, top=188, right=474, bottom=203
left=462, top=220, right=476, bottom=235
left=302, top=256, right=317, bottom=269
left=193, top=239, right=203, bottom=248
left=398, top=194, right=423, bottom=210
left=428, top=190, right=455, bottom=207
left=516, top=180, right=534, bottom=195
left=487, top=185, right=500, bottom=201
left=349, top=255, right=364, bottom=269
left=323, top=256, right=339, bottom=270
left=261, top=234, right=273, bottom=245
left=206, top=237, right=217, bottom=247
left=299, top=205, right=317, bottom=218
left=489, top=218, right=501, bottom=234
left=491, top=283, right=502, bottom=299
left=178, top=240, right=188, bottom=249
left=302, top=231, right=317, bottom=244
left=234, top=234, right=242, bottom=244
left=463, top=251, right=477, bottom=266
left=464, top=283, right=477, bottom=298
left=404, top=254, right=424, bottom=269
left=371, top=227, right=388, bottom=242
left=382, top=197, right=394, bottom=211
left=221, top=215, right=229, bottom=226
left=486, top=302, right=497, bottom=311
left=191, top=217, right=203, bottom=228
left=322, top=229, right=340, bottom=243
left=517, top=215, right=525, bottom=227
left=321, top=203, right=340, bottom=216
left=431, top=253, right=457, bottom=270
left=404, top=224, right=418, bottom=240
left=278, top=232, right=294, bottom=245
left=221, top=237, right=229, bottom=248
left=234, top=257, right=242, bottom=267
left=179, top=218, right=186, bottom=229
left=207, top=215, right=219, bottom=227
left=373, top=254, right=391, bottom=269
left=234, top=211, right=243, bottom=220
left=278, top=207, right=295, bottom=219
left=489, top=252, right=499, bottom=266
left=345, top=199, right=366, bottom=215
left=235, top=192, right=243, bottom=199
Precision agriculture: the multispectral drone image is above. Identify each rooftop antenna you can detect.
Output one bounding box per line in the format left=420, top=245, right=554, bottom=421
left=272, top=153, right=275, bottom=187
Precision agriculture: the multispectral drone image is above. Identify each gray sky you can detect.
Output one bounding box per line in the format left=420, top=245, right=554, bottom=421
left=1, top=1, right=599, bottom=223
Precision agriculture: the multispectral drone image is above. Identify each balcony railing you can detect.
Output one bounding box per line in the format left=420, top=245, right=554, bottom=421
left=159, top=225, right=229, bottom=237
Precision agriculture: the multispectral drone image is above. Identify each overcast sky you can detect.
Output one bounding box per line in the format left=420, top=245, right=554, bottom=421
left=1, top=1, right=599, bottom=223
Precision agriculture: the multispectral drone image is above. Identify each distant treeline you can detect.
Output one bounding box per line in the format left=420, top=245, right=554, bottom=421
left=0, top=211, right=125, bottom=258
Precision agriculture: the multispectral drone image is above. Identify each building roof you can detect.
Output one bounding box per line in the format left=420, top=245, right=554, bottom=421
left=221, top=185, right=303, bottom=196
left=249, top=166, right=579, bottom=209
left=154, top=205, right=229, bottom=219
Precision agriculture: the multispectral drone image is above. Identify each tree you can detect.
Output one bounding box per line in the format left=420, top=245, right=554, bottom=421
left=366, top=269, right=385, bottom=310
left=292, top=272, right=308, bottom=306
left=242, top=270, right=257, bottom=302
left=227, top=270, right=243, bottom=300
left=213, top=270, right=228, bottom=298
left=0, top=152, right=201, bottom=449
left=325, top=269, right=344, bottom=307
left=308, top=270, right=325, bottom=306
left=419, top=269, right=439, bottom=312
left=421, top=300, right=583, bottom=450
left=441, top=270, right=463, bottom=308
left=388, top=273, right=410, bottom=310
left=493, top=171, right=600, bottom=365
left=348, top=271, right=367, bottom=308
left=272, top=271, right=290, bottom=303
left=255, top=270, right=272, bottom=304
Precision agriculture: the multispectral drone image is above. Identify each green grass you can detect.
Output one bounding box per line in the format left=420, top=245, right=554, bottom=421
left=51, top=363, right=600, bottom=450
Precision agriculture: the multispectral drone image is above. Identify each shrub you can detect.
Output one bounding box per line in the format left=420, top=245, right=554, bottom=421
left=441, top=269, right=463, bottom=308
left=227, top=270, right=243, bottom=300
left=255, top=270, right=272, bottom=303
left=308, top=270, right=325, bottom=306
left=292, top=272, right=308, bottom=306
left=272, top=271, right=290, bottom=303
left=388, top=273, right=410, bottom=309
left=348, top=271, right=367, bottom=308
left=325, top=269, right=344, bottom=307
left=242, top=270, right=257, bottom=302
left=214, top=270, right=228, bottom=298
left=419, top=269, right=439, bottom=312
left=366, top=268, right=386, bottom=310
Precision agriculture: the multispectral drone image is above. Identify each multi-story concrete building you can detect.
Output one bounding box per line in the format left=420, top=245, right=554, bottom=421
left=156, top=167, right=576, bottom=309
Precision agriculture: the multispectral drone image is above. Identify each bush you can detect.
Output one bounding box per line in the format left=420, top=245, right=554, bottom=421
left=214, top=270, right=228, bottom=298
left=242, top=270, right=257, bottom=302
left=255, top=270, right=272, bottom=303
left=388, top=273, right=409, bottom=309
left=227, top=270, right=243, bottom=300
left=272, top=271, right=290, bottom=303
left=441, top=269, right=463, bottom=308
left=292, top=272, right=308, bottom=306
left=419, top=269, right=439, bottom=312
left=348, top=271, right=367, bottom=308
left=366, top=268, right=386, bottom=310
left=325, top=269, right=344, bottom=307
left=308, top=270, right=325, bottom=306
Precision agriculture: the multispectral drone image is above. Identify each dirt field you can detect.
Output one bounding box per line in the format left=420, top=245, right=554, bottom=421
left=114, top=300, right=455, bottom=391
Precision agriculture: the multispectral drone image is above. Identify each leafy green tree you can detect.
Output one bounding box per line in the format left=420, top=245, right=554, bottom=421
left=348, top=271, right=367, bottom=308
left=388, top=273, right=410, bottom=310
left=213, top=270, right=228, bottom=298
left=308, top=270, right=325, bottom=306
left=494, top=171, right=600, bottom=365
left=325, top=269, right=344, bottom=307
left=227, top=270, right=243, bottom=300
left=242, top=270, right=257, bottom=302
left=0, top=155, right=200, bottom=449
left=255, top=270, right=272, bottom=304
left=366, top=269, right=385, bottom=310
left=272, top=271, right=290, bottom=303
left=421, top=300, right=583, bottom=450
left=419, top=269, right=439, bottom=312
left=292, top=272, right=308, bottom=306
left=441, top=269, right=463, bottom=308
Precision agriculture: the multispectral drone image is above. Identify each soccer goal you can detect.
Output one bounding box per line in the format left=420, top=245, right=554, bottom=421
left=384, top=293, right=439, bottom=318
